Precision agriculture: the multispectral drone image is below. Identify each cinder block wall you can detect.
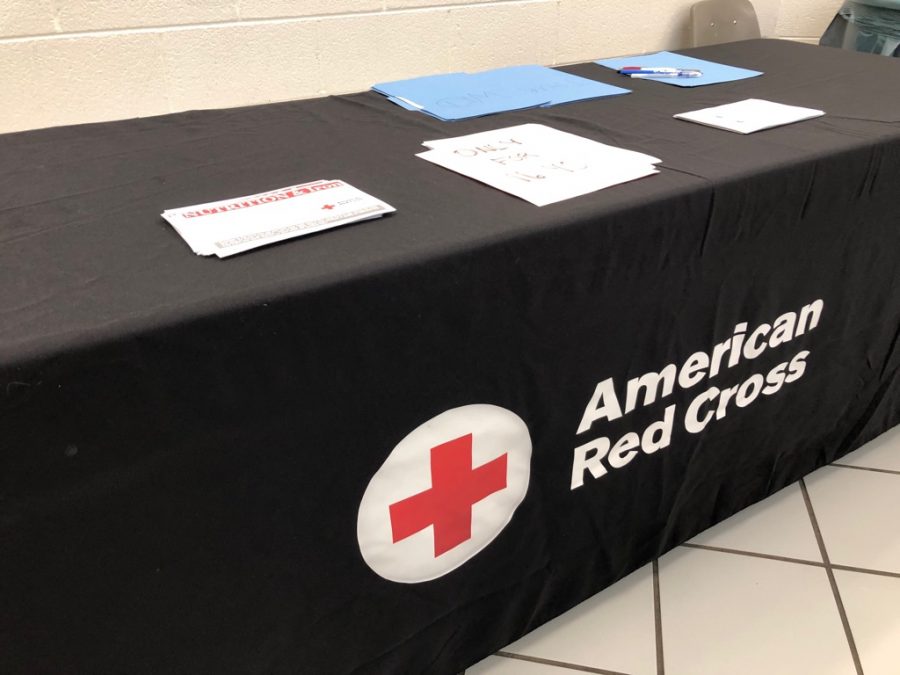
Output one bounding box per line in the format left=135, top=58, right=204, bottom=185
left=776, top=1, right=841, bottom=45
left=1, top=0, right=838, bottom=133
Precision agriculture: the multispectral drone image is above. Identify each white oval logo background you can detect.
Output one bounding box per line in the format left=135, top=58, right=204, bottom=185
left=358, top=404, right=532, bottom=584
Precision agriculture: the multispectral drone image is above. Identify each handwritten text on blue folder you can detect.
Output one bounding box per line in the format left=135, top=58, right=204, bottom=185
left=373, top=66, right=631, bottom=121
left=596, top=51, right=762, bottom=87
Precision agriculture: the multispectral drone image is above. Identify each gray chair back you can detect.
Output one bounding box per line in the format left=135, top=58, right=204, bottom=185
left=691, top=0, right=762, bottom=46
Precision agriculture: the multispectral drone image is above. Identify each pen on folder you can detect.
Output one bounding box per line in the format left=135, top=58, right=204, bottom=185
left=618, top=67, right=703, bottom=78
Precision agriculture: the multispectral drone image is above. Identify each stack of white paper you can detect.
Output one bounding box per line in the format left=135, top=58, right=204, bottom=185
left=162, top=180, right=395, bottom=257
left=674, top=98, right=825, bottom=134
left=416, top=124, right=660, bottom=207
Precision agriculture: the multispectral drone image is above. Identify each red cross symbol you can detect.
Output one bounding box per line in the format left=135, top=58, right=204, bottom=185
left=389, top=434, right=508, bottom=558
left=322, top=204, right=335, bottom=210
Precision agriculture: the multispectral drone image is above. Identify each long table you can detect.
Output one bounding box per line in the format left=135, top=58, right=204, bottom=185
left=2, top=39, right=899, bottom=674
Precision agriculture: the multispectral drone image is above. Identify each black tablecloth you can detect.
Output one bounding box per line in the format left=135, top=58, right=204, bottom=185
left=2, top=39, right=899, bottom=674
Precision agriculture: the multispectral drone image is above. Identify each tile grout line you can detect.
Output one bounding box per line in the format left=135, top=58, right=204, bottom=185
left=682, top=542, right=900, bottom=579
left=653, top=559, right=665, bottom=675
left=831, top=463, right=900, bottom=477
left=832, top=564, right=900, bottom=580
left=495, top=651, right=632, bottom=675
left=799, top=478, right=865, bottom=675
left=681, top=542, right=826, bottom=568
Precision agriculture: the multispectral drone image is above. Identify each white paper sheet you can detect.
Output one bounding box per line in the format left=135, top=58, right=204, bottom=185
left=674, top=98, right=825, bottom=134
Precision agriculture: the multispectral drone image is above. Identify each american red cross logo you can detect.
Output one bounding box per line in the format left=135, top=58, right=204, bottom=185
left=389, top=434, right=508, bottom=558
left=358, top=404, right=530, bottom=582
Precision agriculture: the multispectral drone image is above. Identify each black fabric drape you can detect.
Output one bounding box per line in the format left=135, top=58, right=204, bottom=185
left=1, top=40, right=899, bottom=674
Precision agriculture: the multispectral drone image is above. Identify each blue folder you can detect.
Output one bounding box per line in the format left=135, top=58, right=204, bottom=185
left=373, top=66, right=631, bottom=121
left=374, top=71, right=542, bottom=120
left=479, top=65, right=631, bottom=107
left=596, top=51, right=762, bottom=87
left=372, top=72, right=469, bottom=106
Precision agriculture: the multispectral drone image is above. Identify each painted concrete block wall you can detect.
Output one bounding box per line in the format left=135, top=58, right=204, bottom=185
left=777, top=0, right=843, bottom=44
left=2, top=0, right=839, bottom=133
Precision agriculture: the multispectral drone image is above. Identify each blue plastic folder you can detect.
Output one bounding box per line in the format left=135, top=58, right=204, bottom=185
left=596, top=51, right=762, bottom=87
left=372, top=72, right=469, bottom=108
left=373, top=71, right=546, bottom=120
left=373, top=66, right=630, bottom=121
left=386, top=96, right=420, bottom=112
left=485, top=65, right=631, bottom=106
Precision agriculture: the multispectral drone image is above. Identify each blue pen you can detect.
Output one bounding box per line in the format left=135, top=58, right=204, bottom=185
left=619, top=67, right=702, bottom=78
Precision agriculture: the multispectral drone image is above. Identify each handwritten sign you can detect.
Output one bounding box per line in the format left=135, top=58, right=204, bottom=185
left=417, top=124, right=661, bottom=206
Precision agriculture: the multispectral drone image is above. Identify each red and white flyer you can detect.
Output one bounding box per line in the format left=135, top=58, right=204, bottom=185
left=162, top=179, right=395, bottom=257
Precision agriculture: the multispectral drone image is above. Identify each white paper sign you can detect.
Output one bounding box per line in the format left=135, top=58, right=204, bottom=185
left=162, top=179, right=395, bottom=257
left=417, top=124, right=660, bottom=206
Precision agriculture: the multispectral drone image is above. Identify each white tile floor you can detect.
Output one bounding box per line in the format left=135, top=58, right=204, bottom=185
left=466, top=425, right=900, bottom=675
